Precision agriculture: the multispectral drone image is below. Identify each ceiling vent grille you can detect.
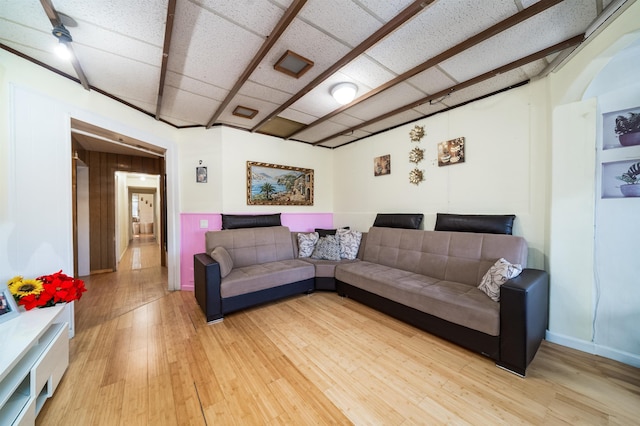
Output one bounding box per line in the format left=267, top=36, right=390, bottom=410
left=256, top=116, right=306, bottom=138
left=274, top=50, right=314, bottom=78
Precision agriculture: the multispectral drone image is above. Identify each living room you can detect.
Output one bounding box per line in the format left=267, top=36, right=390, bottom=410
left=1, top=1, right=639, bottom=424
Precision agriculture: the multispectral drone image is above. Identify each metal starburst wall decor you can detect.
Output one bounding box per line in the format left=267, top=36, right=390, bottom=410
left=409, top=125, right=425, bottom=142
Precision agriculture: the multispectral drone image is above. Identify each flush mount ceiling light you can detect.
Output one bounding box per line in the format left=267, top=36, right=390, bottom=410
left=331, top=82, right=358, bottom=105
left=233, top=105, right=259, bottom=119
left=274, top=50, right=314, bottom=78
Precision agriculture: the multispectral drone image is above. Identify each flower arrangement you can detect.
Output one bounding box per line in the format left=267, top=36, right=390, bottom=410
left=7, top=270, right=86, bottom=310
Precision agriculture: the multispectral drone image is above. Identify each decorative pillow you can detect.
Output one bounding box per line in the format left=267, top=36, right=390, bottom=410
left=210, top=246, right=234, bottom=278
left=478, top=258, right=523, bottom=302
left=311, top=235, right=341, bottom=261
left=336, top=228, right=362, bottom=260
left=297, top=232, right=319, bottom=258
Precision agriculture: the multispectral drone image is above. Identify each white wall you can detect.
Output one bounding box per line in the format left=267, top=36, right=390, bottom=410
left=179, top=127, right=223, bottom=213
left=333, top=82, right=549, bottom=269
left=0, top=50, right=181, bottom=289
left=546, top=1, right=640, bottom=366
left=179, top=126, right=334, bottom=214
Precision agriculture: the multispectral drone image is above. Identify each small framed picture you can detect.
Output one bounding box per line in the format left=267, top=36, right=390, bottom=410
left=374, top=154, right=391, bottom=176
left=196, top=166, right=208, bottom=183
left=0, top=283, right=20, bottom=324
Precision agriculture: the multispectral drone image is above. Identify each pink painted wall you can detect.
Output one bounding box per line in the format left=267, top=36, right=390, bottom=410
left=180, top=213, right=333, bottom=290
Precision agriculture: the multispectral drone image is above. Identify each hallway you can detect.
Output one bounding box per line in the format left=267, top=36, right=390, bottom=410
left=74, top=235, right=168, bottom=330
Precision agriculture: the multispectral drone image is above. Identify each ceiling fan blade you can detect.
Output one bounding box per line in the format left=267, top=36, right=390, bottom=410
left=39, top=0, right=90, bottom=91
left=40, top=0, right=62, bottom=26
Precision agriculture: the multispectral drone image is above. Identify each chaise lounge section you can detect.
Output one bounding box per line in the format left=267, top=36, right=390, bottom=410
left=334, top=226, right=549, bottom=376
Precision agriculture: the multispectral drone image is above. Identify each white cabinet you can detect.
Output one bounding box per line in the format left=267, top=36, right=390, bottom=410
left=0, top=305, right=69, bottom=425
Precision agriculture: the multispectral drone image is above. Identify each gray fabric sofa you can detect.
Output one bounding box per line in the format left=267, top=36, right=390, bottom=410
left=334, top=226, right=549, bottom=376
left=193, top=223, right=548, bottom=376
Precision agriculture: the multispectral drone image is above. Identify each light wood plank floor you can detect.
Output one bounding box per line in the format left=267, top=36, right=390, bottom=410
left=37, top=240, right=640, bottom=425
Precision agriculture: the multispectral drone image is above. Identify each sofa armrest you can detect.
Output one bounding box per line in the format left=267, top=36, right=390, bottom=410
left=498, top=268, right=549, bottom=376
left=194, top=253, right=223, bottom=322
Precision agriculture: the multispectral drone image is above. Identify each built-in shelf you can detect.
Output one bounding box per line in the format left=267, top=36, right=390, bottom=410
left=0, top=305, right=69, bottom=425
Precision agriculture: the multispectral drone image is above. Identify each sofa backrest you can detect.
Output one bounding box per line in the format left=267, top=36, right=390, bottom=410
left=363, top=227, right=528, bottom=286
left=205, top=226, right=294, bottom=267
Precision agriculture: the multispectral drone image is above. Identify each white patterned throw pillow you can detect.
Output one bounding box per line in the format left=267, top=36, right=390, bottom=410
left=311, top=235, right=341, bottom=261
left=297, top=232, right=319, bottom=258
left=336, top=228, right=362, bottom=260
left=478, top=258, right=523, bottom=302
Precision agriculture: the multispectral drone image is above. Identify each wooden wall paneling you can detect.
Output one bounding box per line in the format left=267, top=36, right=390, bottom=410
left=107, top=153, right=117, bottom=270
left=88, top=151, right=102, bottom=273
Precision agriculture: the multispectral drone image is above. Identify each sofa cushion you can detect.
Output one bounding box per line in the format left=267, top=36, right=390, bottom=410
left=336, top=228, right=362, bottom=260
left=311, top=235, right=341, bottom=261
left=206, top=226, right=294, bottom=267
left=221, top=259, right=315, bottom=298
left=478, top=258, right=523, bottom=302
left=222, top=213, right=281, bottom=229
left=434, top=213, right=516, bottom=235
left=210, top=246, right=234, bottom=278
left=335, top=261, right=500, bottom=336
left=373, top=213, right=423, bottom=229
left=300, top=257, right=360, bottom=277
left=297, top=232, right=319, bottom=258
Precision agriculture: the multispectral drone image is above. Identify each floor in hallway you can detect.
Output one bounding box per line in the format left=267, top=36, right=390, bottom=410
left=74, top=235, right=168, bottom=330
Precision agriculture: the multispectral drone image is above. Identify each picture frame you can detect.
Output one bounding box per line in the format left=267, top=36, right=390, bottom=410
left=601, top=159, right=640, bottom=199
left=0, top=283, right=20, bottom=324
left=196, top=166, right=208, bottom=183
left=374, top=154, right=391, bottom=176
left=247, top=161, right=314, bottom=206
left=602, top=106, right=640, bottom=150
left=438, top=137, right=465, bottom=167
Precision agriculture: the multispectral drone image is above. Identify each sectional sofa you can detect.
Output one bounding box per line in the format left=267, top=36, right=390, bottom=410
left=193, top=214, right=549, bottom=376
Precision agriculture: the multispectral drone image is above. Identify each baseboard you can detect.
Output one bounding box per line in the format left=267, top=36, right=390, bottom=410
left=545, top=330, right=640, bottom=368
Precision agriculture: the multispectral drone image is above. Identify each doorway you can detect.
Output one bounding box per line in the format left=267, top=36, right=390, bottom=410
left=71, top=119, right=167, bottom=277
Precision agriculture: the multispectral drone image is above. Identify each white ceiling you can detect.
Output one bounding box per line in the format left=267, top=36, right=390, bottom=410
left=0, top=0, right=631, bottom=149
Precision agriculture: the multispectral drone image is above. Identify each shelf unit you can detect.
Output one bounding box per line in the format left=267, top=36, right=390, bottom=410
left=0, top=304, right=69, bottom=426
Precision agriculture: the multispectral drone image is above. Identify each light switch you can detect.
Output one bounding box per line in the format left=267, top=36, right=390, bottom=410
left=199, top=219, right=208, bottom=229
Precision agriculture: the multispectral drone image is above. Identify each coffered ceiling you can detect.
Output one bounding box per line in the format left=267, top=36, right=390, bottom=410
left=0, top=0, right=633, bottom=148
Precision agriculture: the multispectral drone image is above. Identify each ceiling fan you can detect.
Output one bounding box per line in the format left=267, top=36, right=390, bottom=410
left=39, top=0, right=90, bottom=90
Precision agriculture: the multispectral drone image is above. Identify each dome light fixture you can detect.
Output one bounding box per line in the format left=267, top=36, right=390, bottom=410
left=331, top=82, right=357, bottom=105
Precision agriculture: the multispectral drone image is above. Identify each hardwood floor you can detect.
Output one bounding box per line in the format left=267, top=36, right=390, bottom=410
left=37, top=241, right=640, bottom=425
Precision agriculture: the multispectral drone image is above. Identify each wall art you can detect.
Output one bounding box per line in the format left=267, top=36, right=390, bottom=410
left=409, top=125, right=425, bottom=142
left=437, top=137, right=465, bottom=166
left=602, top=159, right=640, bottom=198
left=603, top=107, right=640, bottom=150
left=409, top=147, right=424, bottom=164
left=0, top=282, right=20, bottom=324
left=247, top=161, right=314, bottom=206
left=409, top=168, right=424, bottom=185
left=196, top=166, right=208, bottom=183
left=374, top=154, right=391, bottom=176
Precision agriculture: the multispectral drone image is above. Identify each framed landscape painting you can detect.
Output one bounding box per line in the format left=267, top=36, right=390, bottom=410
left=247, top=161, right=314, bottom=205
